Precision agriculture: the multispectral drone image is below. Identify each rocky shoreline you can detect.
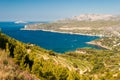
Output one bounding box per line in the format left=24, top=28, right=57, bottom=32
left=21, top=27, right=110, bottom=50
left=86, top=41, right=111, bottom=50
left=21, top=26, right=104, bottom=37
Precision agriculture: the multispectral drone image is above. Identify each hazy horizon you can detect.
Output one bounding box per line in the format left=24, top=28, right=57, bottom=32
left=0, top=0, right=120, bottom=21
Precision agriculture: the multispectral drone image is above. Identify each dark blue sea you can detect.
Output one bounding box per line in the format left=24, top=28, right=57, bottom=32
left=0, top=22, right=100, bottom=53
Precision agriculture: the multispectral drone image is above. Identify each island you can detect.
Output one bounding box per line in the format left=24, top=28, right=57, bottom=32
left=15, top=20, right=27, bottom=24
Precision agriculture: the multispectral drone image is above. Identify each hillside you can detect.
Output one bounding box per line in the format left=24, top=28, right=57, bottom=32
left=0, top=49, right=39, bottom=80
left=0, top=29, right=120, bottom=80
left=71, top=14, right=119, bottom=21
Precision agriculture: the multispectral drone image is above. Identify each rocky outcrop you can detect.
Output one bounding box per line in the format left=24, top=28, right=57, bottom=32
left=72, top=14, right=115, bottom=21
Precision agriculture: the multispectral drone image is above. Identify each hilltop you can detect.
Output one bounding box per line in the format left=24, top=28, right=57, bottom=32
left=68, top=14, right=116, bottom=21
left=57, top=14, right=120, bottom=21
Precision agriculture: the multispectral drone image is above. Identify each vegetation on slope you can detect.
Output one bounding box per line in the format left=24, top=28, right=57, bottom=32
left=64, top=48, right=120, bottom=80
left=0, top=32, right=80, bottom=80
left=0, top=31, right=120, bottom=80
left=0, top=49, right=39, bottom=80
left=87, top=36, right=120, bottom=51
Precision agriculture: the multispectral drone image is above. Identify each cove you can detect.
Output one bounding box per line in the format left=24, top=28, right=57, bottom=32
left=0, top=22, right=100, bottom=53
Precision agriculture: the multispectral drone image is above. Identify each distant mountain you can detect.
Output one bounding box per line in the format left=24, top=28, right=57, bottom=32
left=72, top=14, right=113, bottom=21
left=62, top=14, right=120, bottom=21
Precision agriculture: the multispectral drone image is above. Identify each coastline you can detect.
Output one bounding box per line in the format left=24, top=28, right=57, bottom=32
left=86, top=41, right=111, bottom=50
left=21, top=27, right=104, bottom=37
left=21, top=27, right=111, bottom=50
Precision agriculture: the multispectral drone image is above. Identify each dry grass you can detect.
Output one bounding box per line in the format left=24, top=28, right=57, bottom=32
left=0, top=49, right=39, bottom=80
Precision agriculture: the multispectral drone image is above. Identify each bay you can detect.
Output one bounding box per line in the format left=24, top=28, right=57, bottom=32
left=0, top=22, right=100, bottom=53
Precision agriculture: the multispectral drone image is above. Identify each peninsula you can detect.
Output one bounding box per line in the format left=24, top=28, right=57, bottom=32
left=22, top=14, right=120, bottom=50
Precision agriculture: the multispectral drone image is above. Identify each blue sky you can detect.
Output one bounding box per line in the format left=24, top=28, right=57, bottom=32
left=0, top=0, right=120, bottom=21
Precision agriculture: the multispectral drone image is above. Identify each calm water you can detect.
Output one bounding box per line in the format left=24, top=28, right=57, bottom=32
left=0, top=22, right=100, bottom=53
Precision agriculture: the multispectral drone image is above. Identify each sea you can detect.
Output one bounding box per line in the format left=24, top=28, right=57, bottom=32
left=0, top=22, right=100, bottom=53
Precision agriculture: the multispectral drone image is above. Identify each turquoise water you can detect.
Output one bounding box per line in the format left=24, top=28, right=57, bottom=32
left=0, top=22, right=100, bottom=53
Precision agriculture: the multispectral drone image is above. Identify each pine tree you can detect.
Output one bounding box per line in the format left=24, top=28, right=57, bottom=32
left=0, top=28, right=2, bottom=35
left=5, top=43, right=10, bottom=55
left=14, top=44, right=27, bottom=65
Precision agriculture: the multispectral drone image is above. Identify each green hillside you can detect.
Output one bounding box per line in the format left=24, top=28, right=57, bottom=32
left=0, top=49, right=39, bottom=80
left=0, top=31, right=120, bottom=80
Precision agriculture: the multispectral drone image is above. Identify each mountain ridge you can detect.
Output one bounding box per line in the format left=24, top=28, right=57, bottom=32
left=58, top=14, right=120, bottom=22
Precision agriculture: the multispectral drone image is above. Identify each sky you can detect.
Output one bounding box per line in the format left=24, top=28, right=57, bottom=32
left=0, top=0, right=120, bottom=21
